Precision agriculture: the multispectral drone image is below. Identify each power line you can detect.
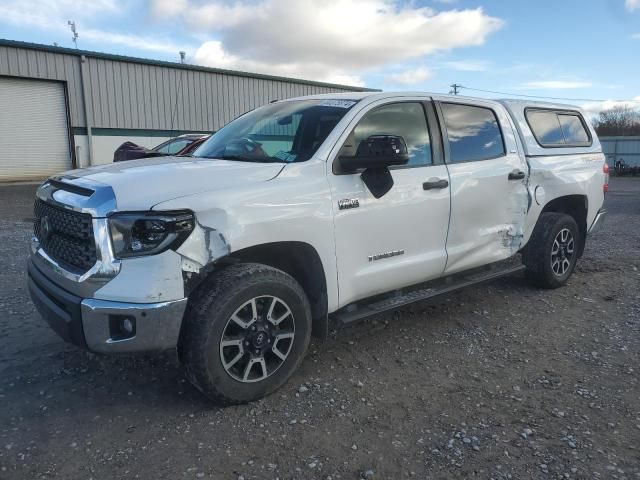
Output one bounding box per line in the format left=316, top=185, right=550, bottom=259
left=455, top=85, right=640, bottom=104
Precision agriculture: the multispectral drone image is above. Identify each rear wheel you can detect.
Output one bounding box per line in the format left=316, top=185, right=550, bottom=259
left=181, top=263, right=312, bottom=404
left=524, top=212, right=580, bottom=289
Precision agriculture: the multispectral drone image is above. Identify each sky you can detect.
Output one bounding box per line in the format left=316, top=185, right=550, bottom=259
left=0, top=0, right=639, bottom=116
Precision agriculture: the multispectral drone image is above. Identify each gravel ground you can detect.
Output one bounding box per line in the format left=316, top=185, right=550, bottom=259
left=0, top=178, right=639, bottom=480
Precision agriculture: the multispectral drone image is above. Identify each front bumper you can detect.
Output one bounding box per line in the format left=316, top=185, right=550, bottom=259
left=28, top=259, right=187, bottom=353
left=587, top=208, right=607, bottom=235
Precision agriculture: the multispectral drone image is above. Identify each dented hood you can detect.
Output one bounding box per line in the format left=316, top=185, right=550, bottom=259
left=60, top=156, right=285, bottom=211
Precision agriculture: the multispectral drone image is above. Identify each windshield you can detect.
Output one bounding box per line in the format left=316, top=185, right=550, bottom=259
left=192, top=99, right=358, bottom=163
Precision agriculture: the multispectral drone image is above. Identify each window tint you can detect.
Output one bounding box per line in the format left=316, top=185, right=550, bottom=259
left=250, top=113, right=301, bottom=157
left=558, top=114, right=590, bottom=144
left=526, top=111, right=564, bottom=145
left=440, top=103, right=505, bottom=162
left=526, top=110, right=591, bottom=147
left=350, top=102, right=432, bottom=167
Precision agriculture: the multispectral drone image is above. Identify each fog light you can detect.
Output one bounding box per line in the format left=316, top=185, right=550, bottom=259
left=122, top=318, right=134, bottom=334
left=109, top=315, right=136, bottom=340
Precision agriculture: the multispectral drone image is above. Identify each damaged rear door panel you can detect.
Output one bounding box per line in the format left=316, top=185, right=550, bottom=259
left=435, top=98, right=529, bottom=275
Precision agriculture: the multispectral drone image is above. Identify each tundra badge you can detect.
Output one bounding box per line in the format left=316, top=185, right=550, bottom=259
left=338, top=198, right=360, bottom=210
left=368, top=249, right=405, bottom=262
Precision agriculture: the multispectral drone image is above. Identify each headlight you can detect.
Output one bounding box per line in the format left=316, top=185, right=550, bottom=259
left=108, top=211, right=195, bottom=259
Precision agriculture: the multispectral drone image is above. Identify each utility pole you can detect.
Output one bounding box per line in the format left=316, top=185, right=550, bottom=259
left=449, top=84, right=461, bottom=95
left=68, top=20, right=79, bottom=48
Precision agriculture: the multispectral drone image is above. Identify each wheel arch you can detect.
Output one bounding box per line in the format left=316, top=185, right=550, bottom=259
left=538, top=194, right=588, bottom=256
left=217, top=241, right=329, bottom=340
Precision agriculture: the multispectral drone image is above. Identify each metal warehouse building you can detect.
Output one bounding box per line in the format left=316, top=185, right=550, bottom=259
left=601, top=136, right=640, bottom=168
left=0, top=39, right=372, bottom=181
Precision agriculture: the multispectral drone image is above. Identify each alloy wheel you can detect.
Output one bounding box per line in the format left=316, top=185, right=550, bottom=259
left=219, top=295, right=295, bottom=383
left=550, top=228, right=575, bottom=276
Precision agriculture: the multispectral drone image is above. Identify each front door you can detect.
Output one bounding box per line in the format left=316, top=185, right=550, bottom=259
left=436, top=99, right=529, bottom=274
left=327, top=99, right=451, bottom=308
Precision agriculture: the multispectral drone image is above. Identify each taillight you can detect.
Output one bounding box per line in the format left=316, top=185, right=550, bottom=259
left=603, top=162, right=609, bottom=194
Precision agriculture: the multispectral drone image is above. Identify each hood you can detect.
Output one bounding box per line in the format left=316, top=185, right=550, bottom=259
left=61, top=156, right=285, bottom=211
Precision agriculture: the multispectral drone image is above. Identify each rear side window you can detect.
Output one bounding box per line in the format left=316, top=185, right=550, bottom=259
left=526, top=109, right=591, bottom=147
left=526, top=111, right=564, bottom=145
left=558, top=114, right=590, bottom=144
left=440, top=103, right=505, bottom=162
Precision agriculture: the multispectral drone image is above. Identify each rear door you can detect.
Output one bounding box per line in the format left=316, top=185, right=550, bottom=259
left=436, top=99, right=529, bottom=274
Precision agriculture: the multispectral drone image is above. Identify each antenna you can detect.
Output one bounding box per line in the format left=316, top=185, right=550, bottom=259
left=68, top=20, right=79, bottom=48
left=179, top=51, right=186, bottom=64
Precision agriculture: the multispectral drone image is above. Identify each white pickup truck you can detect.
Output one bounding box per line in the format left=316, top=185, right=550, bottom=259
left=28, top=92, right=607, bottom=404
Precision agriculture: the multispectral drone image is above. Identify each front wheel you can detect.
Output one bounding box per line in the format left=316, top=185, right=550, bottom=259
left=181, top=263, right=312, bottom=404
left=524, top=212, right=580, bottom=289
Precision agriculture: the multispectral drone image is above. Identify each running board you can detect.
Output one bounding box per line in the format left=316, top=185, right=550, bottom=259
left=331, top=260, right=525, bottom=326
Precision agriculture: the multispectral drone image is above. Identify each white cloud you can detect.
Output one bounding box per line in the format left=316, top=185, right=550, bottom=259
left=150, top=0, right=188, bottom=17
left=442, top=60, right=489, bottom=71
left=582, top=96, right=640, bottom=116
left=520, top=80, right=592, bottom=89
left=385, top=67, right=432, bottom=85
left=193, top=40, right=365, bottom=86
left=164, top=0, right=503, bottom=86
left=625, top=0, right=640, bottom=11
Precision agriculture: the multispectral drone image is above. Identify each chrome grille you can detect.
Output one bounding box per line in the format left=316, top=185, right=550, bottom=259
left=33, top=199, right=97, bottom=273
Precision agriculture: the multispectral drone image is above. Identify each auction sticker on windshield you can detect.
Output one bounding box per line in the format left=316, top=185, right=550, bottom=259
left=319, top=100, right=357, bottom=108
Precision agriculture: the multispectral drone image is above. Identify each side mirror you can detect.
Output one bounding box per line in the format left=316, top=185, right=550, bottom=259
left=339, top=135, right=409, bottom=171
left=339, top=135, right=409, bottom=199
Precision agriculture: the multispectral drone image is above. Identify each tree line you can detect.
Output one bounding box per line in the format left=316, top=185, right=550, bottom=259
left=592, top=106, right=640, bottom=137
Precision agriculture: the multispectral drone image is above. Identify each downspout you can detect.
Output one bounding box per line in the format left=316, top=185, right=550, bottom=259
left=79, top=55, right=94, bottom=166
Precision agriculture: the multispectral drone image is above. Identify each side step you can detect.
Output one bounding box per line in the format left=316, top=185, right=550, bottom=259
left=331, top=260, right=525, bottom=326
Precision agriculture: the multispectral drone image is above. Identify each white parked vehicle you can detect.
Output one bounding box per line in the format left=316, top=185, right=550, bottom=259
left=29, top=92, right=607, bottom=404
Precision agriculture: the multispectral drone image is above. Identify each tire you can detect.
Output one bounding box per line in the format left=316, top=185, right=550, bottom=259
left=181, top=263, right=312, bottom=404
left=524, top=212, right=580, bottom=289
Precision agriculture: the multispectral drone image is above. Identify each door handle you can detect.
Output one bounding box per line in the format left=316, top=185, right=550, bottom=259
left=423, top=178, right=449, bottom=190
left=508, top=170, right=526, bottom=180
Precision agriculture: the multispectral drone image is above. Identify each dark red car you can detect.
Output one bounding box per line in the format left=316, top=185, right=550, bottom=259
left=113, top=134, right=210, bottom=162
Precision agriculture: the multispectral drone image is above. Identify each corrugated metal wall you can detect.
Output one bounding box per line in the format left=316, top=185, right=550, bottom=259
left=0, top=41, right=366, bottom=133
left=84, top=57, right=350, bottom=132
left=601, top=136, right=640, bottom=167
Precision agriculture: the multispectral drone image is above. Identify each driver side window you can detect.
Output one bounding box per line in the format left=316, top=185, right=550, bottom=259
left=342, top=102, right=432, bottom=167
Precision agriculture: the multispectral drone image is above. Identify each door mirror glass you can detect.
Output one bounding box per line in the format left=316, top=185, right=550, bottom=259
left=339, top=135, right=409, bottom=172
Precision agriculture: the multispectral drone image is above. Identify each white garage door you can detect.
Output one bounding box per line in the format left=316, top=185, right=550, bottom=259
left=0, top=77, right=72, bottom=181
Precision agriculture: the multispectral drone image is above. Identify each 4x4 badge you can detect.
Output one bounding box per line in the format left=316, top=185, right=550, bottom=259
left=338, top=198, right=359, bottom=210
